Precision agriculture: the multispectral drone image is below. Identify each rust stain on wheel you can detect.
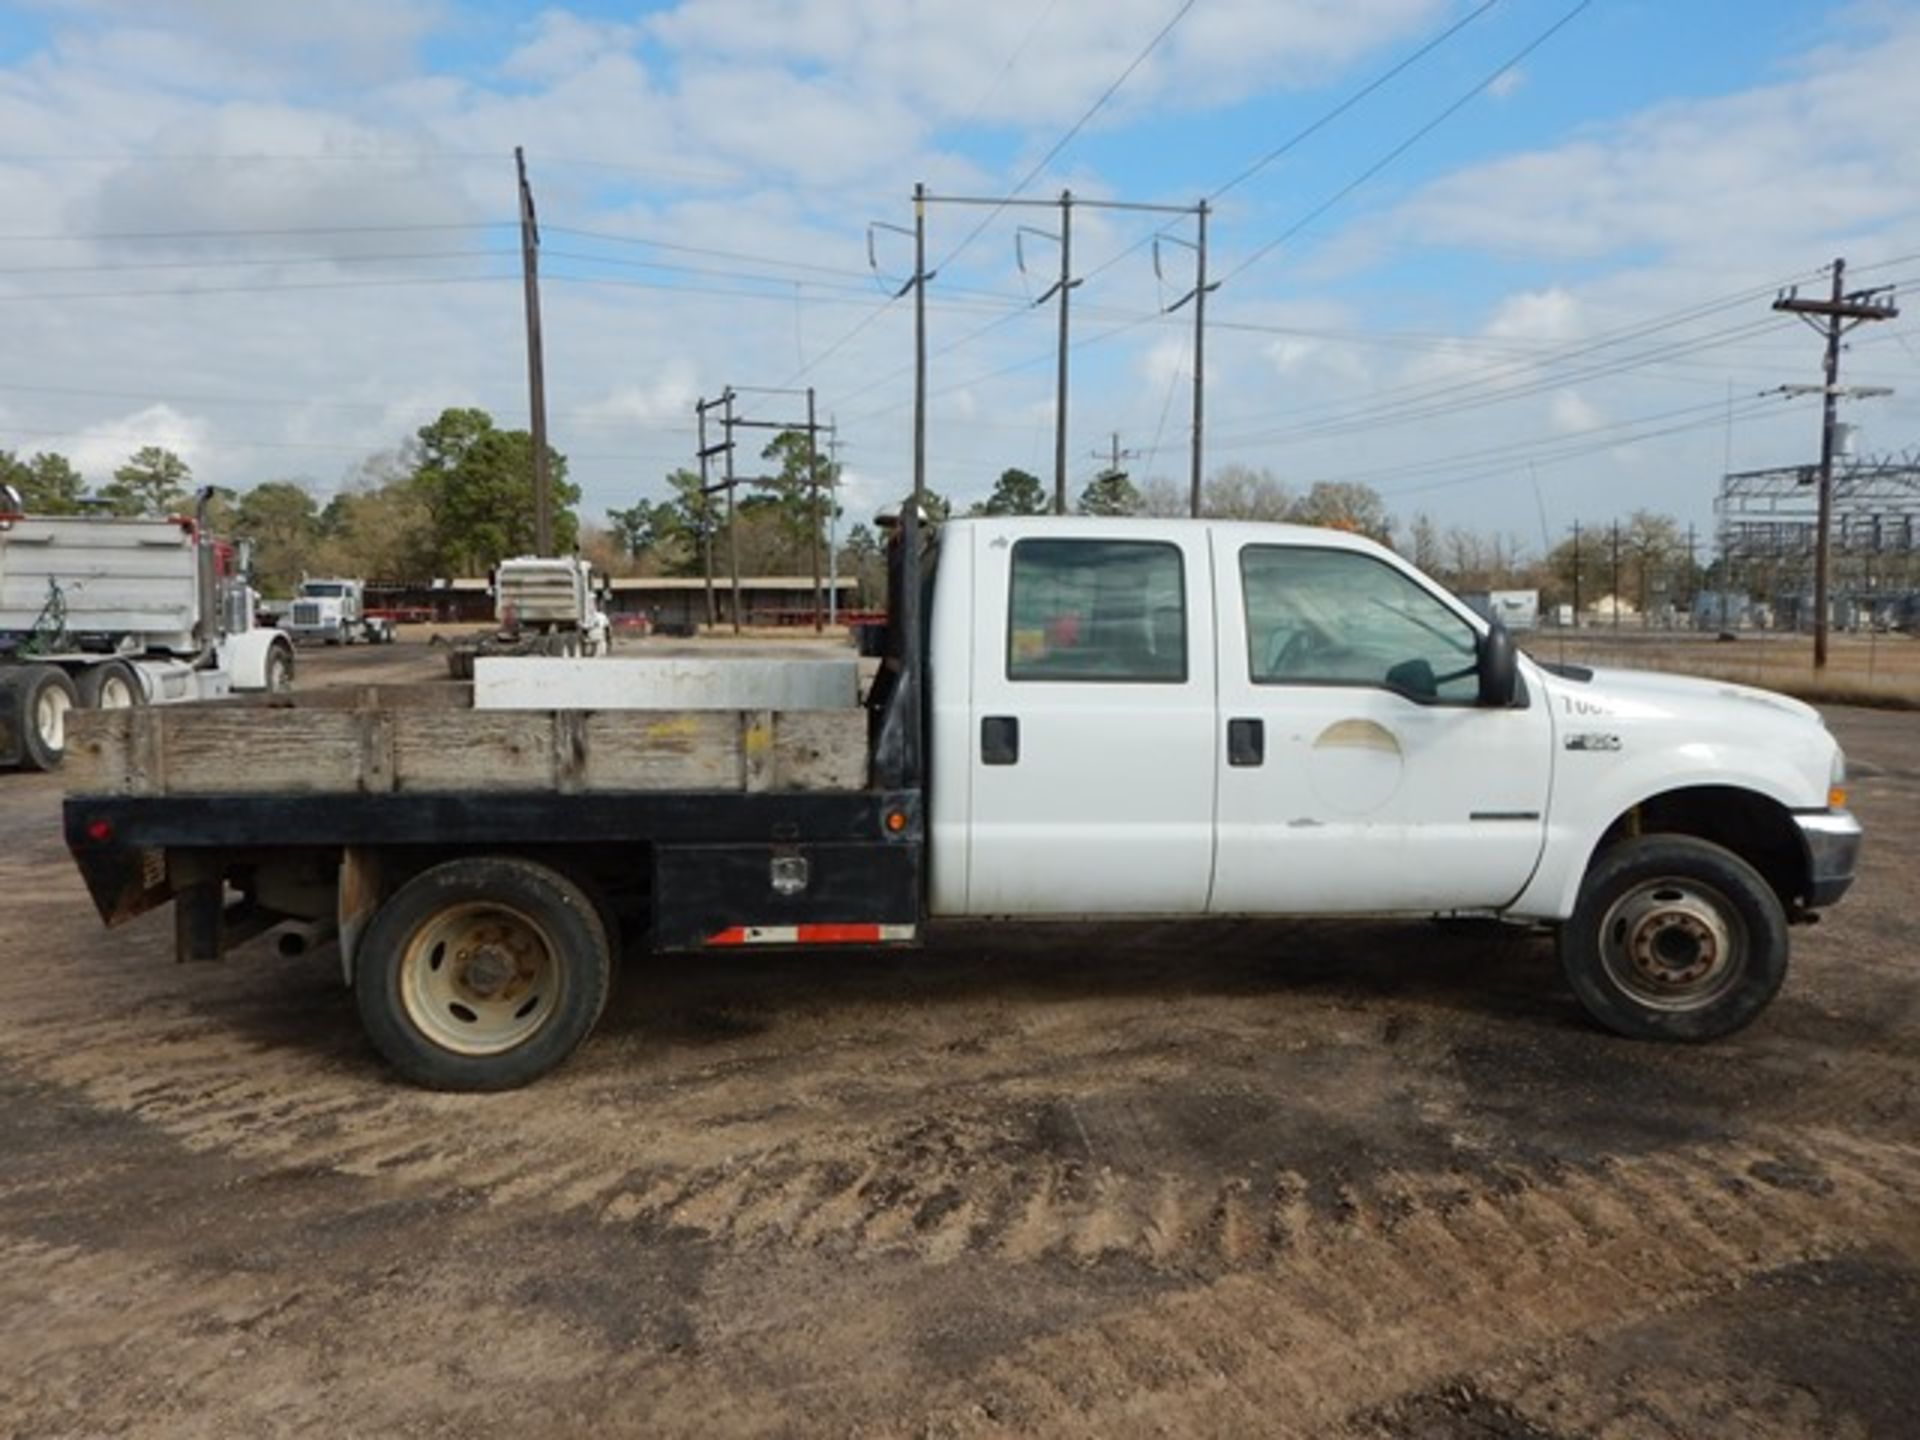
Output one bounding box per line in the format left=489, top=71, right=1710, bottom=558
left=399, top=901, right=563, bottom=1056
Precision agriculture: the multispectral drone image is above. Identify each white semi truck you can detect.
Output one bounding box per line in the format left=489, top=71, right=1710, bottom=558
left=442, top=554, right=611, bottom=678
left=285, top=577, right=394, bottom=647
left=0, top=486, right=293, bottom=770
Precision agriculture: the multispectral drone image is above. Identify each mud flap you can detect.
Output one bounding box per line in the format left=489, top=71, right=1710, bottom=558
left=338, top=846, right=381, bottom=986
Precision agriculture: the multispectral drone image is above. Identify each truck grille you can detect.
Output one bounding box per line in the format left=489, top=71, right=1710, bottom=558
left=291, top=602, right=323, bottom=626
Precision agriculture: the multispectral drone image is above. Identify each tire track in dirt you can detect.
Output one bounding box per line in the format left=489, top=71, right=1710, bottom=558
left=908, top=1130, right=1920, bottom=1438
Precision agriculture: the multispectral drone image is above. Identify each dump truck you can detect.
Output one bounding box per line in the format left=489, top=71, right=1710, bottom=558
left=1, top=486, right=292, bottom=770
left=63, top=513, right=1859, bottom=1090
left=284, top=577, right=394, bottom=647
left=441, top=554, right=611, bottom=678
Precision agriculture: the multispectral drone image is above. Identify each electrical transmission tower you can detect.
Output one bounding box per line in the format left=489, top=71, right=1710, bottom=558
left=1772, top=257, right=1899, bottom=667
left=693, top=386, right=832, bottom=632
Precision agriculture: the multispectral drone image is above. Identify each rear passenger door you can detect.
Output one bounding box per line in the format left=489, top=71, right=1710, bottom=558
left=965, top=526, right=1217, bottom=915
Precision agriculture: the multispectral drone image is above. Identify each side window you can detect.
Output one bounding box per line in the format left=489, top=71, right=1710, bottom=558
left=1241, top=546, right=1480, bottom=702
left=1008, top=538, right=1186, bottom=682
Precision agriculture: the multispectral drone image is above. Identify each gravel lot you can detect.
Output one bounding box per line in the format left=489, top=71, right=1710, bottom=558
left=2, top=638, right=1916, bottom=1438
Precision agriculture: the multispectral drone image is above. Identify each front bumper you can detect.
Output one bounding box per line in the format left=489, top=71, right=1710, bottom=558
left=1795, top=808, right=1863, bottom=908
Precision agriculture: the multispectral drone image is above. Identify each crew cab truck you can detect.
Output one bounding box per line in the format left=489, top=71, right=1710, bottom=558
left=1, top=487, right=294, bottom=771
left=284, top=577, right=393, bottom=647
left=62, top=515, right=1861, bottom=1090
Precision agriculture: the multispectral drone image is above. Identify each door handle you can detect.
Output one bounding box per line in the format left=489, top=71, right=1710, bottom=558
left=1227, top=717, right=1264, bottom=767
left=981, top=715, right=1020, bottom=765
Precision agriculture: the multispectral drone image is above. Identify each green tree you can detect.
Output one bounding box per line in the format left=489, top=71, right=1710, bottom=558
left=1077, top=470, right=1142, bottom=517
left=970, top=467, right=1048, bottom=516
left=606, top=501, right=667, bottom=560
left=0, top=450, right=86, bottom=514
left=409, top=408, right=578, bottom=572
left=754, top=428, right=840, bottom=572
left=649, top=468, right=721, bottom=577
left=101, top=445, right=192, bottom=517
left=233, top=481, right=321, bottom=593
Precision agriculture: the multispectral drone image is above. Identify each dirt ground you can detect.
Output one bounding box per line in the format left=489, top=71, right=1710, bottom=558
left=1, top=637, right=1916, bottom=1438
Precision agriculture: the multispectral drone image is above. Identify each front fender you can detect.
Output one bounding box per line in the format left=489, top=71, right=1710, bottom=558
left=1509, top=745, right=1816, bottom=922
left=221, top=628, right=289, bottom=691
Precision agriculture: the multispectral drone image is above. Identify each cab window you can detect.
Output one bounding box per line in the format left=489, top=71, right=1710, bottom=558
left=1008, top=538, right=1186, bottom=682
left=1241, top=546, right=1479, bottom=702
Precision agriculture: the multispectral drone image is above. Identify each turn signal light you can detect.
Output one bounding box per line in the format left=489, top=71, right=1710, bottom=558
left=1828, top=787, right=1848, bottom=810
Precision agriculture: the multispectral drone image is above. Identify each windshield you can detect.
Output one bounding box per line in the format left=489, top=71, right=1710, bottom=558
left=300, top=583, right=347, bottom=597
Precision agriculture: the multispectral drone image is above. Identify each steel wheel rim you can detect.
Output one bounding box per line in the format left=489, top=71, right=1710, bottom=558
left=35, top=685, right=72, bottom=751
left=268, top=651, right=292, bottom=692
left=399, top=902, right=562, bottom=1056
left=1598, top=877, right=1746, bottom=1011
left=97, top=671, right=135, bottom=709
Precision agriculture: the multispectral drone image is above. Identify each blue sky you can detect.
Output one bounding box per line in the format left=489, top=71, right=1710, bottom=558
left=0, top=0, right=1915, bottom=549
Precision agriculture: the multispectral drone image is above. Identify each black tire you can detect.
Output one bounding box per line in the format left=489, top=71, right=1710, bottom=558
left=1559, top=835, right=1788, bottom=1042
left=77, top=660, right=143, bottom=710
left=447, top=648, right=475, bottom=680
left=265, top=641, right=295, bottom=695
left=16, top=664, right=79, bottom=771
left=353, top=856, right=611, bottom=1091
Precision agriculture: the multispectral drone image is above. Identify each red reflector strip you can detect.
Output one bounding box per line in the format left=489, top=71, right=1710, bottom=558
left=705, top=924, right=916, bottom=947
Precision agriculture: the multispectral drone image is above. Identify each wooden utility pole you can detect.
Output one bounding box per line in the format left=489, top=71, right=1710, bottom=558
left=1610, top=520, right=1621, bottom=631
left=515, top=146, right=552, bottom=557
left=1570, top=520, right=1582, bottom=625
left=806, top=385, right=822, bottom=631
left=1091, top=433, right=1140, bottom=484
left=695, top=394, right=732, bottom=628
left=1772, top=258, right=1899, bottom=667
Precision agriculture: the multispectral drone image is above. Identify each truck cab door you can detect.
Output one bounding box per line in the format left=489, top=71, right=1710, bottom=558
left=963, top=525, right=1216, bottom=915
left=1209, top=532, right=1552, bottom=914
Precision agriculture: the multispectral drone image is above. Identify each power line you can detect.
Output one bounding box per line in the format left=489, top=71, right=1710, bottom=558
left=1219, top=0, right=1592, bottom=287
left=0, top=248, right=514, bottom=277
left=0, top=221, right=507, bottom=243
left=1075, top=0, right=1507, bottom=291
left=932, top=0, right=1199, bottom=273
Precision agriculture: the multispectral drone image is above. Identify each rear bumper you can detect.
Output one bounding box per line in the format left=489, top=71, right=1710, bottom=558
left=1795, top=808, right=1863, bottom=908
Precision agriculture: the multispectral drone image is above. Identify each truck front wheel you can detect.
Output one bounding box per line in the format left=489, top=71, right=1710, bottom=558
left=354, top=857, right=611, bottom=1090
left=265, top=640, right=295, bottom=694
left=1560, top=835, right=1788, bottom=1042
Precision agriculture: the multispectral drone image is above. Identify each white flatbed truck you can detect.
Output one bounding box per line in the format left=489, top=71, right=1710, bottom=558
left=63, top=514, right=1860, bottom=1090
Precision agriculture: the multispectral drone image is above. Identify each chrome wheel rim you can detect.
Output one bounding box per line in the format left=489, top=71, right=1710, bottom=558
left=35, top=685, right=72, bottom=752
left=1598, top=878, right=1745, bottom=1011
left=399, top=902, right=561, bottom=1056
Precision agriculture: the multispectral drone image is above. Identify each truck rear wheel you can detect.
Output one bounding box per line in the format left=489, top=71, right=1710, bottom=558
left=78, top=661, right=142, bottom=710
left=353, top=857, right=611, bottom=1091
left=16, top=665, right=78, bottom=771
left=1559, top=835, right=1788, bottom=1042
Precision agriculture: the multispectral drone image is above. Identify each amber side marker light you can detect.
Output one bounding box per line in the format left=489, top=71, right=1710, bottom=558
left=885, top=810, right=907, bottom=833
left=1829, top=787, right=1849, bottom=810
